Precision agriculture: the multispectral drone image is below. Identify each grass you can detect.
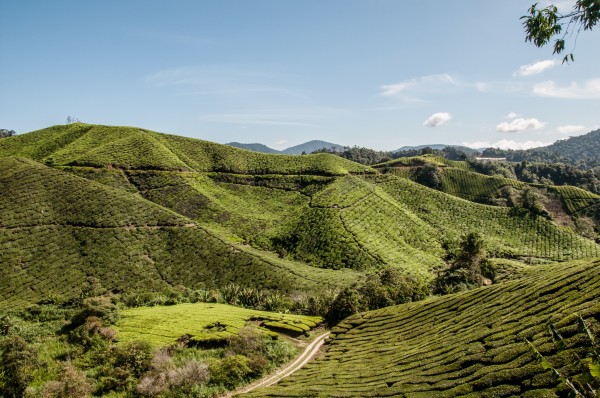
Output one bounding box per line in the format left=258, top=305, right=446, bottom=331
left=116, top=302, right=323, bottom=348
left=247, top=258, right=600, bottom=397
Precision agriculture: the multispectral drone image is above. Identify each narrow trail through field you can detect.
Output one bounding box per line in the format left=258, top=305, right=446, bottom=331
left=228, top=331, right=330, bottom=397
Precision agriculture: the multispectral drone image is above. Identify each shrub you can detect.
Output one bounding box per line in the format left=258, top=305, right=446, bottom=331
left=432, top=232, right=495, bottom=294
left=0, top=336, right=39, bottom=398
left=41, top=362, right=93, bottom=398
left=209, top=354, right=252, bottom=389
left=326, top=287, right=363, bottom=325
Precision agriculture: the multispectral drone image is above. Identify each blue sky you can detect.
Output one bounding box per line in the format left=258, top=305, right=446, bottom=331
left=1, top=1, right=599, bottom=151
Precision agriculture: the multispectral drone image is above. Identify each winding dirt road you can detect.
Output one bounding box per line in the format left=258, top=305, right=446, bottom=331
left=230, top=331, right=330, bottom=396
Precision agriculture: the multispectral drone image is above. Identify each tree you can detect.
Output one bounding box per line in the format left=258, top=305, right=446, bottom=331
left=0, top=129, right=16, bottom=138
left=522, top=1, right=600, bottom=63
left=432, top=232, right=495, bottom=294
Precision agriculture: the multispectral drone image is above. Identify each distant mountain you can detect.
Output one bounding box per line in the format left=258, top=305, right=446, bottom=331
left=481, top=129, right=600, bottom=168
left=281, top=140, right=344, bottom=155
left=226, top=142, right=280, bottom=154
left=226, top=140, right=345, bottom=155
left=538, top=129, right=600, bottom=162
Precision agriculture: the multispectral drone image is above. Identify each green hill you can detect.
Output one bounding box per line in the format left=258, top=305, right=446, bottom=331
left=0, top=123, right=368, bottom=175
left=2, top=124, right=600, bottom=309
left=248, top=258, right=600, bottom=397
left=0, top=157, right=355, bottom=309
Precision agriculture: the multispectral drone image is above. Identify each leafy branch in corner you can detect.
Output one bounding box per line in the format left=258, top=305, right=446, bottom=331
left=522, top=1, right=600, bottom=63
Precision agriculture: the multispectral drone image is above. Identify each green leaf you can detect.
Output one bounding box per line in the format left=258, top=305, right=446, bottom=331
left=590, top=361, right=600, bottom=379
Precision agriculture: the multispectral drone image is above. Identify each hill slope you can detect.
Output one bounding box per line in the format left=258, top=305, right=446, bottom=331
left=0, top=157, right=354, bottom=309
left=248, top=258, right=600, bottom=397
left=0, top=124, right=368, bottom=175
left=2, top=124, right=600, bottom=308
left=539, top=129, right=600, bottom=163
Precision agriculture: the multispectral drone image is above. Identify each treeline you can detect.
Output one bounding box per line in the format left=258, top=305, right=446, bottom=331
left=313, top=146, right=472, bottom=165
left=0, top=129, right=16, bottom=138
left=482, top=129, right=600, bottom=170
left=469, top=159, right=600, bottom=194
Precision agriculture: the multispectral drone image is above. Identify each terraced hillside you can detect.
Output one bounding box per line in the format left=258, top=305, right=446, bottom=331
left=0, top=157, right=354, bottom=309
left=248, top=258, right=600, bottom=397
left=2, top=124, right=600, bottom=309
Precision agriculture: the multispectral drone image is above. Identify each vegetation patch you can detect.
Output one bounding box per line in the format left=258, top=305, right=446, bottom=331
left=116, top=302, right=322, bottom=348
left=247, top=258, right=600, bottom=397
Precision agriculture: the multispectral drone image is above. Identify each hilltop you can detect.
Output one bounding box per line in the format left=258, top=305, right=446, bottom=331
left=248, top=258, right=600, bottom=397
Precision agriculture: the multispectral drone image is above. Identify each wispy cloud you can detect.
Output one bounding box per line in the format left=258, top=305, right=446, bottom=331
left=496, top=117, right=546, bottom=133
left=533, top=79, right=600, bottom=99
left=423, top=112, right=452, bottom=127
left=506, top=112, right=518, bottom=119
left=380, top=73, right=458, bottom=101
left=145, top=66, right=305, bottom=98
left=463, top=139, right=551, bottom=150
left=514, top=60, right=558, bottom=77
left=557, top=125, right=587, bottom=134
left=197, top=107, right=348, bottom=127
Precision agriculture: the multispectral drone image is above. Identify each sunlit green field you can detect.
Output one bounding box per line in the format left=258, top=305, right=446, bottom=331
left=116, top=302, right=323, bottom=348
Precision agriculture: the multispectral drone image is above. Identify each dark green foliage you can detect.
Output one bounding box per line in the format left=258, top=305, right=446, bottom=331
left=522, top=2, right=600, bottom=63
left=470, top=157, right=600, bottom=195
left=326, top=288, right=362, bottom=325
left=209, top=354, right=253, bottom=389
left=433, top=232, right=495, bottom=294
left=412, top=163, right=442, bottom=189
left=326, top=268, right=429, bottom=324
left=0, top=129, right=16, bottom=138
left=0, top=336, right=39, bottom=398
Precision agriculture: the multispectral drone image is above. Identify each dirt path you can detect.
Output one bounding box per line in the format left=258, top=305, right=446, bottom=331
left=228, top=331, right=330, bottom=397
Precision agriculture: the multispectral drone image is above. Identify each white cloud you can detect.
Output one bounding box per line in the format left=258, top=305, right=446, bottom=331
left=506, top=112, right=518, bottom=119
left=557, top=125, right=587, bottom=134
left=514, top=60, right=558, bottom=77
left=380, top=81, right=417, bottom=96
left=533, top=79, right=600, bottom=99
left=496, top=117, right=546, bottom=133
left=380, top=73, right=458, bottom=99
left=423, top=112, right=452, bottom=127
left=463, top=140, right=551, bottom=150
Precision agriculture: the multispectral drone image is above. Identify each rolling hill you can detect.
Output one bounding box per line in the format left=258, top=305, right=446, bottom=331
left=247, top=257, right=600, bottom=397
left=1, top=124, right=600, bottom=310
left=0, top=156, right=355, bottom=309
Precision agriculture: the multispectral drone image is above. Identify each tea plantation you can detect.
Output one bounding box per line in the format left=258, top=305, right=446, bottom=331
left=248, top=258, right=600, bottom=397
left=0, top=156, right=355, bottom=309
left=116, top=302, right=322, bottom=348
left=2, top=124, right=600, bottom=308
